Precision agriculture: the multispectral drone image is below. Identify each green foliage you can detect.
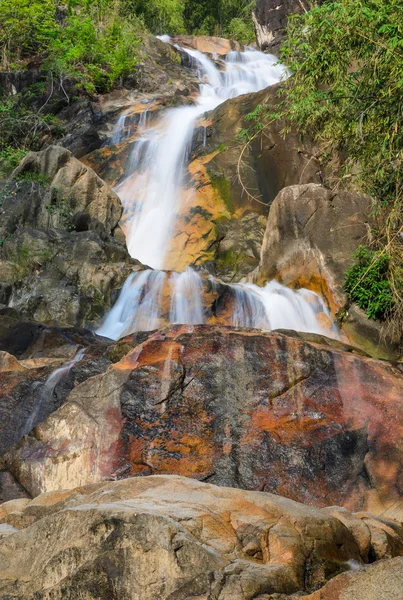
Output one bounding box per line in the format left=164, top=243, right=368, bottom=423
left=16, top=171, right=50, bottom=184
left=124, top=0, right=186, bottom=35
left=1, top=1, right=141, bottom=93
left=0, top=1, right=143, bottom=174
left=0, top=147, right=27, bottom=178
left=279, top=0, right=403, bottom=329
left=183, top=0, right=255, bottom=40
left=344, top=246, right=395, bottom=320
left=47, top=4, right=141, bottom=94
left=0, top=0, right=57, bottom=69
left=0, top=89, right=63, bottom=177
left=225, top=17, right=255, bottom=44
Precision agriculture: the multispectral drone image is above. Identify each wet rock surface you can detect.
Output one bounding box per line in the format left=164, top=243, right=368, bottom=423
left=0, top=475, right=402, bottom=599
left=2, top=325, right=403, bottom=520
left=165, top=84, right=323, bottom=278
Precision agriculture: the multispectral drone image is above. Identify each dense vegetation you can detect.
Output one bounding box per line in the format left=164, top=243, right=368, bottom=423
left=277, top=0, right=403, bottom=336
left=0, top=0, right=141, bottom=90
left=0, top=0, right=145, bottom=175
left=126, top=0, right=255, bottom=42
left=0, top=0, right=255, bottom=175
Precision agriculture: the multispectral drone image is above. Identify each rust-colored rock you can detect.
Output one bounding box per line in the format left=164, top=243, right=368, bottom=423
left=172, top=35, right=243, bottom=56
left=0, top=475, right=402, bottom=599
left=5, top=326, right=403, bottom=520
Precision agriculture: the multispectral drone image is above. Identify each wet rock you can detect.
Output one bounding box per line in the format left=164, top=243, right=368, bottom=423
left=0, top=475, right=402, bottom=599
left=5, top=326, right=403, bottom=519
left=0, top=326, right=114, bottom=464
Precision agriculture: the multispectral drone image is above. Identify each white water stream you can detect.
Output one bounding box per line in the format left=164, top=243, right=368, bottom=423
left=97, top=43, right=335, bottom=341
left=97, top=269, right=334, bottom=341
left=114, top=46, right=286, bottom=268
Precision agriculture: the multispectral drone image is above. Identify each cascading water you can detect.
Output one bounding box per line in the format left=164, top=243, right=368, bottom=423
left=97, top=268, right=335, bottom=341
left=110, top=108, right=149, bottom=146
left=114, top=46, right=287, bottom=269
left=97, top=42, right=336, bottom=341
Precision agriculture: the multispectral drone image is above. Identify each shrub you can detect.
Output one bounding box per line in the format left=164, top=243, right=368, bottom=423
left=47, top=12, right=140, bottom=94
left=344, top=246, right=395, bottom=320
left=225, top=17, right=255, bottom=44
left=0, top=0, right=57, bottom=69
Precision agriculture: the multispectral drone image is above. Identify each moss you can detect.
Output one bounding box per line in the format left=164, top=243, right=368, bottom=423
left=16, top=171, right=51, bottom=185
left=217, top=143, right=228, bottom=153
left=208, top=170, right=233, bottom=214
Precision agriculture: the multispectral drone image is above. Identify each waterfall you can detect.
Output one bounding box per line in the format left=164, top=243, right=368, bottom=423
left=96, top=42, right=336, bottom=342
left=110, top=109, right=149, bottom=147
left=97, top=268, right=335, bottom=341
left=183, top=48, right=223, bottom=88
left=170, top=267, right=205, bottom=325
left=114, top=46, right=288, bottom=269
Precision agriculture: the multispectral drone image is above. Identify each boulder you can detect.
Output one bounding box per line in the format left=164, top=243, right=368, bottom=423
left=0, top=147, right=144, bottom=328
left=5, top=325, right=403, bottom=519
left=0, top=226, right=140, bottom=327
left=9, top=146, right=122, bottom=236
left=253, top=0, right=311, bottom=53
left=253, top=183, right=399, bottom=358
left=171, top=35, right=243, bottom=56
left=255, top=184, right=373, bottom=312
left=0, top=475, right=402, bottom=599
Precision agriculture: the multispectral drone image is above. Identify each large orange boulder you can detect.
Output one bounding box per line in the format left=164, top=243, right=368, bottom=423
left=4, top=325, right=403, bottom=520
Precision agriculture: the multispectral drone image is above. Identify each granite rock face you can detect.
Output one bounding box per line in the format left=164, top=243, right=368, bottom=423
left=0, top=147, right=143, bottom=328
left=3, top=325, right=403, bottom=520
left=0, top=475, right=402, bottom=599
left=9, top=146, right=122, bottom=237
left=255, top=183, right=373, bottom=314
